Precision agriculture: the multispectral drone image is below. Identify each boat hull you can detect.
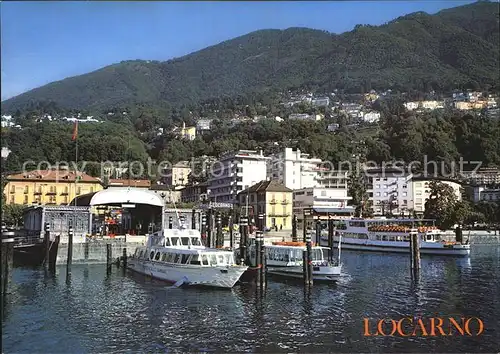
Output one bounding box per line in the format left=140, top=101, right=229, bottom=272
left=322, top=236, right=470, bottom=256
left=267, top=265, right=342, bottom=282
left=127, top=257, right=247, bottom=288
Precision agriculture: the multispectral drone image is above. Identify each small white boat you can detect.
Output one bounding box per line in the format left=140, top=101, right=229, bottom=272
left=320, top=218, right=470, bottom=257
left=127, top=228, right=248, bottom=289
left=249, top=239, right=343, bottom=282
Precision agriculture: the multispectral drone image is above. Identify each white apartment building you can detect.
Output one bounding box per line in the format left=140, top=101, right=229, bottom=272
left=315, top=169, right=349, bottom=189
left=367, top=168, right=413, bottom=215
left=196, top=119, right=212, bottom=132
left=293, top=187, right=354, bottom=220
left=163, top=161, right=192, bottom=189
left=362, top=111, right=380, bottom=123
left=404, top=102, right=419, bottom=111
left=268, top=148, right=322, bottom=190
left=412, top=179, right=462, bottom=213
left=208, top=150, right=270, bottom=204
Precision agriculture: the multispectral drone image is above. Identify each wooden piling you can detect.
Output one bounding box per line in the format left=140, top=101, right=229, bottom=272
left=216, top=213, right=223, bottom=248
left=49, top=236, right=60, bottom=272
left=191, top=209, right=196, bottom=229
left=327, top=218, right=334, bottom=261
left=302, top=212, right=307, bottom=243
left=229, top=214, right=234, bottom=249
left=292, top=215, right=298, bottom=242
left=206, top=209, right=213, bottom=248
left=305, top=233, right=313, bottom=286
left=302, top=249, right=309, bottom=285
left=258, top=213, right=265, bottom=232
left=106, top=243, right=112, bottom=271
left=410, top=232, right=421, bottom=276
left=239, top=216, right=249, bottom=265
left=2, top=237, right=15, bottom=296
left=84, top=241, right=89, bottom=260
left=201, top=213, right=207, bottom=245
left=44, top=222, right=51, bottom=269
left=67, top=226, right=74, bottom=272
left=315, top=219, right=322, bottom=246
left=122, top=247, right=127, bottom=268
left=255, top=231, right=262, bottom=286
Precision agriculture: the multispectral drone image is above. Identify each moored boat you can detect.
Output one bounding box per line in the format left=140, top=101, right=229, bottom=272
left=127, top=228, right=248, bottom=289
left=249, top=240, right=343, bottom=282
left=320, top=218, right=470, bottom=257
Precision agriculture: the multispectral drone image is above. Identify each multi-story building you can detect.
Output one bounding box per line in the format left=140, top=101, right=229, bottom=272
left=312, top=97, right=330, bottom=107
left=315, top=169, right=349, bottom=189
left=173, top=122, right=196, bottom=141
left=196, top=119, right=212, bottom=133
left=180, top=182, right=208, bottom=204
left=362, top=111, right=380, bottom=123
left=480, top=188, right=500, bottom=202
left=461, top=167, right=500, bottom=186
left=412, top=178, right=462, bottom=214
left=268, top=148, right=322, bottom=190
left=163, top=161, right=192, bottom=189
left=237, top=180, right=293, bottom=229
left=4, top=169, right=103, bottom=206
left=107, top=179, right=151, bottom=189
left=366, top=168, right=413, bottom=215
left=465, top=185, right=500, bottom=203
left=208, top=150, right=270, bottom=204
left=292, top=187, right=354, bottom=223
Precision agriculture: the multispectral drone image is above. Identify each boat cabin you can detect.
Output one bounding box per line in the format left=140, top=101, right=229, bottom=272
left=134, top=247, right=236, bottom=267
left=147, top=229, right=205, bottom=249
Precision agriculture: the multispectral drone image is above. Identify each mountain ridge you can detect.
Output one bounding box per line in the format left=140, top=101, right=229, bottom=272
left=2, top=1, right=499, bottom=113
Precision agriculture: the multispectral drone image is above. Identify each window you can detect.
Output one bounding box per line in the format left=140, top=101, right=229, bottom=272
left=191, top=237, right=201, bottom=246
left=24, top=195, right=28, bottom=204
left=321, top=190, right=327, bottom=196
left=383, top=192, right=388, bottom=197
left=173, top=254, right=181, bottom=263
left=376, top=192, right=380, bottom=197
left=77, top=187, right=81, bottom=195
left=154, top=252, right=161, bottom=261
left=416, top=191, right=422, bottom=196
left=24, top=186, right=29, bottom=194
left=190, top=255, right=200, bottom=265
left=375, top=184, right=380, bottom=189
left=402, top=192, right=407, bottom=197
left=161, top=253, right=167, bottom=262
left=201, top=255, right=209, bottom=265
left=149, top=251, right=155, bottom=260
left=383, top=184, right=388, bottom=189
left=181, top=237, right=190, bottom=246
left=171, top=237, right=179, bottom=246
left=181, top=254, right=189, bottom=264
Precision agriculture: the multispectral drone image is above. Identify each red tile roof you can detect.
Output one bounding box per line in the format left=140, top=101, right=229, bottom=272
left=108, top=179, right=151, bottom=188
left=7, top=170, right=101, bottom=183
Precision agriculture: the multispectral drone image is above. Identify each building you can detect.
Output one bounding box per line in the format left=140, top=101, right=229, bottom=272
left=292, top=187, right=354, bottom=223
left=404, top=102, right=419, bottom=111
left=316, top=169, right=349, bottom=190
left=237, top=180, right=293, bottom=229
left=163, top=161, right=192, bottom=189
left=466, top=185, right=500, bottom=203
left=4, top=169, right=103, bottom=206
left=149, top=185, right=182, bottom=205
left=412, top=178, right=462, bottom=214
left=107, top=179, right=151, bottom=189
left=208, top=150, right=270, bottom=204
left=366, top=168, right=413, bottom=215
left=480, top=189, right=500, bottom=202
left=312, top=97, right=330, bottom=107
left=173, top=122, right=196, bottom=141
left=461, top=167, right=500, bottom=186
left=327, top=123, right=339, bottom=132
left=421, top=101, right=445, bottom=110
left=196, top=119, right=212, bottom=133
left=268, top=148, right=322, bottom=190
left=180, top=182, right=208, bottom=204
left=362, top=111, right=381, bottom=123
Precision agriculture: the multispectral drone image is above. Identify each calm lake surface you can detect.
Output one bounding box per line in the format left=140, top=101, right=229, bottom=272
left=2, top=245, right=500, bottom=353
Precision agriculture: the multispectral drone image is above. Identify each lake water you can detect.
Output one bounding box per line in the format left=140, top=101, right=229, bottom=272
left=2, top=245, right=500, bottom=353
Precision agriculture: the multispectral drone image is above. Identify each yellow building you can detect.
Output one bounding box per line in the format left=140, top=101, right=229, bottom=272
left=4, top=169, right=103, bottom=206
left=176, top=122, right=196, bottom=141
left=237, top=180, right=293, bottom=230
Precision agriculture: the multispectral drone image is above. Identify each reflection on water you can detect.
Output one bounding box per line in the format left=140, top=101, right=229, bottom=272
left=2, top=245, right=500, bottom=353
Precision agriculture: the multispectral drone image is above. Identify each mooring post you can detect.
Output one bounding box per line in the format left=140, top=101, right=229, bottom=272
left=260, top=231, right=267, bottom=288
left=44, top=222, right=51, bottom=269
left=106, top=243, right=112, bottom=271
left=305, top=232, right=313, bottom=286
left=122, top=247, right=127, bottom=268
left=455, top=225, right=463, bottom=244
left=255, top=230, right=262, bottom=286
left=328, top=217, right=334, bottom=261
left=49, top=236, right=60, bottom=272
left=84, top=241, right=89, bottom=261
left=292, top=214, right=298, bottom=242
left=168, top=216, right=173, bottom=229
left=216, top=213, right=222, bottom=248
left=2, top=235, right=15, bottom=296
left=67, top=225, right=74, bottom=272
left=315, top=218, right=321, bottom=246
left=229, top=213, right=234, bottom=249
left=201, top=213, right=207, bottom=246
left=302, top=210, right=307, bottom=243
left=191, top=209, right=196, bottom=230
left=302, top=249, right=309, bottom=285
left=206, top=209, right=213, bottom=248
left=239, top=216, right=249, bottom=265
left=410, top=231, right=420, bottom=277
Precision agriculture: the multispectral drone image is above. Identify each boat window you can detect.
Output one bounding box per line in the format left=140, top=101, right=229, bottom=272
left=311, top=249, right=323, bottom=261
left=173, top=254, right=181, bottom=263
left=181, top=254, right=190, bottom=264
left=218, top=255, right=225, bottom=264
left=161, top=253, right=167, bottom=262
left=191, top=237, right=201, bottom=246
left=225, top=254, right=232, bottom=265
left=190, top=254, right=200, bottom=265
left=171, top=237, right=179, bottom=246
left=427, top=235, right=432, bottom=241
left=284, top=253, right=290, bottom=262
left=210, top=254, right=218, bottom=266
left=382, top=235, right=387, bottom=241
left=149, top=251, right=155, bottom=260
left=201, top=255, right=209, bottom=266
left=166, top=253, right=175, bottom=263
left=165, top=238, right=171, bottom=246
left=154, top=252, right=161, bottom=261
left=181, top=237, right=190, bottom=246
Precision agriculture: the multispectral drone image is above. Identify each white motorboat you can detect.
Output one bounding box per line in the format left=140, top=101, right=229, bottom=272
left=127, top=228, right=248, bottom=289
left=249, top=240, right=343, bottom=282
left=320, top=218, right=470, bottom=257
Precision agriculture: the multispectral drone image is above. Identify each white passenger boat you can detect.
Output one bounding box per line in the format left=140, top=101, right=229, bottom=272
left=127, top=228, right=248, bottom=288
left=249, top=240, right=343, bottom=282
left=320, top=218, right=470, bottom=257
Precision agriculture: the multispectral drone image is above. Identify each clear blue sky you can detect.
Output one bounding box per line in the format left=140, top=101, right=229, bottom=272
left=1, top=0, right=477, bottom=101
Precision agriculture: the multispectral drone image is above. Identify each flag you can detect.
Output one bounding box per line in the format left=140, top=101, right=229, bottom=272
left=72, top=121, right=78, bottom=141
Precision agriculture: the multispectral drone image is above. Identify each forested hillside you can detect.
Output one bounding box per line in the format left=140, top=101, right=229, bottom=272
left=1, top=1, right=498, bottom=113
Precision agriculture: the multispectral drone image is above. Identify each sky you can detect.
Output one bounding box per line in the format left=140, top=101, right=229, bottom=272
left=1, top=0, right=478, bottom=101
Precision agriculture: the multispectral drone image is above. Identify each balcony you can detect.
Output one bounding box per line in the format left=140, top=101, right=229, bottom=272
left=268, top=212, right=291, bottom=217
left=34, top=191, right=42, bottom=195
left=281, top=200, right=289, bottom=205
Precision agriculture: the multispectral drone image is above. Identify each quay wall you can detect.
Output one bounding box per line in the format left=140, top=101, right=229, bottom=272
left=56, top=241, right=143, bottom=265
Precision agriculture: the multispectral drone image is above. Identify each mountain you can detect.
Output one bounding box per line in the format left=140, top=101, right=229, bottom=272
left=2, top=1, right=499, bottom=113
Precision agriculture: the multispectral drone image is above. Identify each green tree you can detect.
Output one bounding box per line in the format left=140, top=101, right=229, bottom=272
left=424, top=181, right=464, bottom=229
left=3, top=204, right=25, bottom=227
